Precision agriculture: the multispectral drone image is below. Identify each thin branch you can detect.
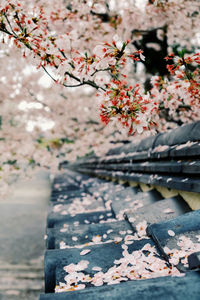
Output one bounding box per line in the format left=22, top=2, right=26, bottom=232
left=63, top=82, right=85, bottom=88
left=41, top=66, right=57, bottom=83
left=0, top=18, right=18, bottom=37
left=83, top=79, right=106, bottom=91
left=28, top=89, right=50, bottom=109
left=14, top=12, right=24, bottom=32
left=0, top=26, right=13, bottom=35
left=42, top=66, right=106, bottom=91
left=91, top=68, right=110, bottom=77
left=4, top=14, right=17, bottom=36
left=59, top=48, right=67, bottom=59
left=60, top=93, right=68, bottom=100
left=131, top=27, right=165, bottom=35
left=64, top=71, right=81, bottom=83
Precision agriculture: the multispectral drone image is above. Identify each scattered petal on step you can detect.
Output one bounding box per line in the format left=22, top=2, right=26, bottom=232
left=168, top=230, right=175, bottom=236
left=80, top=249, right=91, bottom=256
left=164, top=208, right=174, bottom=214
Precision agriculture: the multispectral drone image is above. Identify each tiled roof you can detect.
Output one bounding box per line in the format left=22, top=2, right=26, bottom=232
left=39, top=170, right=200, bottom=299
left=39, top=121, right=200, bottom=299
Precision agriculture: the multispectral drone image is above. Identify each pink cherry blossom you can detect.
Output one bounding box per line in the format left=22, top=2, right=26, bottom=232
left=0, top=0, right=199, bottom=194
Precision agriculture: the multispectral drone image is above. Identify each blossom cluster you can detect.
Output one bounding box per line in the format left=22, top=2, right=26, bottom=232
left=151, top=52, right=200, bottom=124
left=0, top=0, right=199, bottom=191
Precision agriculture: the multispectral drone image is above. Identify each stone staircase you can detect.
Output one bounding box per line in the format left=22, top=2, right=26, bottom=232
left=0, top=259, right=44, bottom=299
left=0, top=172, right=50, bottom=300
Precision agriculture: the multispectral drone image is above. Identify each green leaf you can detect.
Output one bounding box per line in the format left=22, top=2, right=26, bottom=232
left=29, top=158, right=35, bottom=165
left=61, top=138, right=75, bottom=144
left=178, top=49, right=186, bottom=58
left=37, top=138, right=43, bottom=144
left=4, top=160, right=17, bottom=165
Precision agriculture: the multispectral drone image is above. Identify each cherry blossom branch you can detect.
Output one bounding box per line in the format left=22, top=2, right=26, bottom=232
left=4, top=13, right=17, bottom=36
left=90, top=68, right=110, bottom=77
left=0, top=17, right=106, bottom=91
left=42, top=66, right=106, bottom=91
left=28, top=89, right=50, bottom=110
left=1, top=9, right=110, bottom=93
left=0, top=0, right=199, bottom=138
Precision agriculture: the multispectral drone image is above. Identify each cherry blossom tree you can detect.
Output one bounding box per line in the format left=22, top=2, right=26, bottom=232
left=0, top=0, right=199, bottom=194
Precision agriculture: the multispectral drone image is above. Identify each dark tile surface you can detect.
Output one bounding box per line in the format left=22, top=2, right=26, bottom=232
left=169, top=143, right=200, bottom=158
left=106, top=160, right=200, bottom=175
left=91, top=170, right=200, bottom=193
left=147, top=210, right=200, bottom=271
left=126, top=196, right=191, bottom=230
left=88, top=182, right=126, bottom=199
left=49, top=195, right=105, bottom=215
left=46, top=220, right=132, bottom=249
left=47, top=210, right=115, bottom=228
left=148, top=209, right=200, bottom=241
left=188, top=252, right=200, bottom=270
left=50, top=189, right=87, bottom=202
left=111, top=189, right=162, bottom=217
left=45, top=238, right=154, bottom=293
left=40, top=271, right=200, bottom=300
left=98, top=121, right=200, bottom=157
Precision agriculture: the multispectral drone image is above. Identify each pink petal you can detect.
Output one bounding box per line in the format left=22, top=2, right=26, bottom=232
left=80, top=249, right=91, bottom=256
left=164, top=208, right=174, bottom=214
left=168, top=230, right=175, bottom=237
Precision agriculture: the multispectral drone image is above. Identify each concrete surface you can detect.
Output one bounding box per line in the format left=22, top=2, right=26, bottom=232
left=0, top=172, right=51, bottom=299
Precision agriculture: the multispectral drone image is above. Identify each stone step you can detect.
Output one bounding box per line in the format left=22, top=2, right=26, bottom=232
left=0, top=270, right=43, bottom=280
left=0, top=277, right=43, bottom=291
left=0, top=264, right=44, bottom=296
left=0, top=263, right=43, bottom=271
left=1, top=290, right=41, bottom=300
